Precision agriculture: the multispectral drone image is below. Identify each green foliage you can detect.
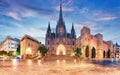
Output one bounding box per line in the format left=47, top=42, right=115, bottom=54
left=38, top=44, right=48, bottom=56
left=85, top=46, right=89, bottom=57
left=75, top=48, right=82, bottom=57
left=107, top=49, right=111, bottom=58
left=0, top=51, right=15, bottom=57
left=16, top=45, right=20, bottom=55
left=7, top=51, right=14, bottom=56
left=91, top=47, right=96, bottom=58
left=0, top=51, right=7, bottom=56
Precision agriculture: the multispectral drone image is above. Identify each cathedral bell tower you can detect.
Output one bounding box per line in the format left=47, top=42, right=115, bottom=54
left=71, top=23, right=76, bottom=39
left=56, top=4, right=66, bottom=37
left=46, top=22, right=51, bottom=37
left=45, top=22, right=51, bottom=46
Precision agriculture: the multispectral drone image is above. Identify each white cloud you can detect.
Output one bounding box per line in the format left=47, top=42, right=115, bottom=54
left=55, top=6, right=73, bottom=12
left=26, top=27, right=46, bottom=38
left=93, top=10, right=118, bottom=21
left=23, top=12, right=35, bottom=17
left=8, top=11, right=21, bottom=20
left=20, top=9, right=37, bottom=17
left=75, top=21, right=96, bottom=30
left=95, top=16, right=117, bottom=21
left=7, top=7, right=38, bottom=20
left=52, top=0, right=74, bottom=6
left=75, top=23, right=85, bottom=28
left=11, top=22, right=46, bottom=43
left=11, top=22, right=46, bottom=38
left=63, top=0, right=74, bottom=6
left=80, top=7, right=88, bottom=14
left=23, top=27, right=46, bottom=44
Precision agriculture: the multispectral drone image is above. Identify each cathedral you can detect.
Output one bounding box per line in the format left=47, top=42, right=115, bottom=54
left=45, top=4, right=76, bottom=55
left=45, top=4, right=113, bottom=58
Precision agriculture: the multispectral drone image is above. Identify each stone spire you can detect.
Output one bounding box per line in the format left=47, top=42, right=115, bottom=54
left=46, top=22, right=51, bottom=37
left=71, top=23, right=75, bottom=32
left=56, top=4, right=66, bottom=37
left=71, top=23, right=76, bottom=38
left=59, top=4, right=63, bottom=21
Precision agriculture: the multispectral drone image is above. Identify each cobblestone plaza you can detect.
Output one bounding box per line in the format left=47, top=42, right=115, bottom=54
left=0, top=57, right=120, bottom=75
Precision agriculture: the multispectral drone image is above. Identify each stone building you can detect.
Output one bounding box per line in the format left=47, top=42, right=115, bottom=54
left=45, top=4, right=114, bottom=58
left=45, top=4, right=76, bottom=55
left=0, top=36, right=20, bottom=53
left=20, top=35, right=41, bottom=58
left=76, top=26, right=113, bottom=58
left=107, top=41, right=114, bottom=57
left=114, top=43, right=120, bottom=58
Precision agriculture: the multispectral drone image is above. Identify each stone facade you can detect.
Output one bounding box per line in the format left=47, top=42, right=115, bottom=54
left=113, top=43, right=120, bottom=58
left=76, top=26, right=113, bottom=58
left=0, top=36, right=20, bottom=53
left=20, top=35, right=41, bottom=58
left=45, top=4, right=114, bottom=58
left=45, top=4, right=76, bottom=55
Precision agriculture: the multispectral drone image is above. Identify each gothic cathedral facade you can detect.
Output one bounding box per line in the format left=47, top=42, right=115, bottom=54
left=45, top=4, right=76, bottom=55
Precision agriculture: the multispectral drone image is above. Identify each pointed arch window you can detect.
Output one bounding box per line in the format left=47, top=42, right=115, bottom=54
left=48, top=40, right=50, bottom=45
left=60, top=27, right=63, bottom=33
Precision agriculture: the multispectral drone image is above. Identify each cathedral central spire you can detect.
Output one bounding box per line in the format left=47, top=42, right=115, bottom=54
left=56, top=4, right=66, bottom=37
left=59, top=4, right=63, bottom=20
left=58, top=3, right=64, bottom=25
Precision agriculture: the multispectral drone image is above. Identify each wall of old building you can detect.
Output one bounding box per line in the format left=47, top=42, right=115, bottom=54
left=76, top=26, right=112, bottom=59
left=20, top=35, right=40, bottom=58
left=0, top=36, right=20, bottom=53
left=46, top=37, right=75, bottom=55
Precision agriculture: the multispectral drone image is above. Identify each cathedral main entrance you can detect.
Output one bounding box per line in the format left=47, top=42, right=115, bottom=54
left=56, top=44, right=66, bottom=55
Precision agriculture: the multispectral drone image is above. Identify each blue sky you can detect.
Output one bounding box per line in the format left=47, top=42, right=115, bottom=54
left=0, top=0, right=120, bottom=44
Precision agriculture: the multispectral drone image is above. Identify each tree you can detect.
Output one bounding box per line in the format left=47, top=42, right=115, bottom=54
left=0, top=51, right=2, bottom=56
left=75, top=48, right=82, bottom=57
left=7, top=51, right=14, bottom=56
left=0, top=51, right=7, bottom=56
left=91, top=47, right=96, bottom=58
left=107, top=49, right=111, bottom=58
left=85, top=46, right=89, bottom=58
left=103, top=51, right=106, bottom=58
left=38, top=44, right=48, bottom=56
left=16, top=45, right=20, bottom=55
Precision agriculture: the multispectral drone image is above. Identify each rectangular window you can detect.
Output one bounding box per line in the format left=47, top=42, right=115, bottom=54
left=28, top=43, right=30, bottom=47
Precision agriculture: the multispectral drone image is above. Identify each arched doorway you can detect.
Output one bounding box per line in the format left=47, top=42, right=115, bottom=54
left=91, top=47, right=96, bottom=58
left=26, top=48, right=32, bottom=55
left=56, top=44, right=66, bottom=55
left=103, top=51, right=105, bottom=58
